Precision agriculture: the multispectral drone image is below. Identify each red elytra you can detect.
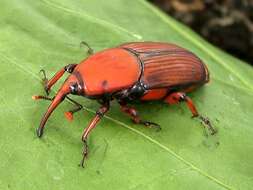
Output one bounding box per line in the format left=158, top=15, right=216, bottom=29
left=33, top=42, right=215, bottom=167
left=75, top=48, right=141, bottom=96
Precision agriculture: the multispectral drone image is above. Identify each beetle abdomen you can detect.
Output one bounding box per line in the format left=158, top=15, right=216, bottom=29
left=120, top=42, right=209, bottom=90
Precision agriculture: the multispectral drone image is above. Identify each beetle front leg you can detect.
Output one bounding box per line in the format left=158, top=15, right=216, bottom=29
left=79, top=103, right=110, bottom=168
left=164, top=92, right=216, bottom=134
left=32, top=95, right=54, bottom=101
left=119, top=102, right=161, bottom=131
left=40, top=64, right=77, bottom=95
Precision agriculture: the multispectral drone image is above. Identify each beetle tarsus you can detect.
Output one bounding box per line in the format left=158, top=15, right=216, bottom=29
left=79, top=140, right=88, bottom=168
left=64, top=111, right=74, bottom=121
left=191, top=114, right=199, bottom=118
left=198, top=115, right=217, bottom=135
left=139, top=120, right=161, bottom=131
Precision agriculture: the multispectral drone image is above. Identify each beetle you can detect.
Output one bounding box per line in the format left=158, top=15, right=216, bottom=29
left=33, top=41, right=216, bottom=167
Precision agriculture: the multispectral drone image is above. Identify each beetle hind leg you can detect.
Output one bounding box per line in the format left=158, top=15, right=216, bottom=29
left=164, top=92, right=216, bottom=134
left=119, top=102, right=161, bottom=131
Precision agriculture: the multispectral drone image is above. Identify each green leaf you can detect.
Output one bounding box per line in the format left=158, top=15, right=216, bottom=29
left=1, top=0, right=253, bottom=189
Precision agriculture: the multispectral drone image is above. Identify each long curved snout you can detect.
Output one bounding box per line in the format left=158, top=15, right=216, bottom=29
left=37, top=83, right=70, bottom=137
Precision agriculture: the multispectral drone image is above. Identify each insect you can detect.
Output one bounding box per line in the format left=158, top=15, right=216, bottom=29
left=33, top=42, right=216, bottom=167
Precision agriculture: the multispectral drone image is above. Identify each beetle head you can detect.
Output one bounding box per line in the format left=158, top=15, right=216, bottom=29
left=37, top=74, right=85, bottom=137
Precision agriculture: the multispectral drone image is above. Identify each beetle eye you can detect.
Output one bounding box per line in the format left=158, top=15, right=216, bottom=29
left=70, top=83, right=78, bottom=94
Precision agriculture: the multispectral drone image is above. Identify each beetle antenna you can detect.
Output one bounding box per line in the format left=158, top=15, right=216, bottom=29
left=39, top=69, right=47, bottom=80
left=80, top=41, right=93, bottom=55
left=32, top=95, right=53, bottom=101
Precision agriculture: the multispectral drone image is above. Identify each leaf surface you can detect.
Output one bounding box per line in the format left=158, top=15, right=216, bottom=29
left=0, top=0, right=253, bottom=189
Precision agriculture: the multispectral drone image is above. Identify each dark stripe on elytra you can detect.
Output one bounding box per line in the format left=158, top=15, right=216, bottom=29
left=152, top=80, right=201, bottom=88
left=73, top=71, right=84, bottom=87
left=147, top=78, right=200, bottom=85
left=145, top=66, right=203, bottom=76
left=145, top=62, right=202, bottom=71
left=147, top=75, right=199, bottom=83
left=142, top=50, right=194, bottom=58
left=143, top=54, right=201, bottom=63
left=143, top=55, right=201, bottom=66
left=145, top=62, right=201, bottom=71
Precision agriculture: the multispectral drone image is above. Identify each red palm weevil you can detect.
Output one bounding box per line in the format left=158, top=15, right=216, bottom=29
left=33, top=42, right=216, bottom=167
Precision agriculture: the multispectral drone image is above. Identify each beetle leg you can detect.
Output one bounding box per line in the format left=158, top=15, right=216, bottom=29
left=119, top=102, right=161, bottom=131
left=164, top=92, right=216, bottom=134
left=64, top=96, right=83, bottom=121
left=32, top=95, right=83, bottom=121
left=79, top=103, right=110, bottom=168
left=32, top=95, right=54, bottom=101
left=199, top=115, right=217, bottom=135
left=40, top=64, right=77, bottom=95
left=164, top=92, right=198, bottom=117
